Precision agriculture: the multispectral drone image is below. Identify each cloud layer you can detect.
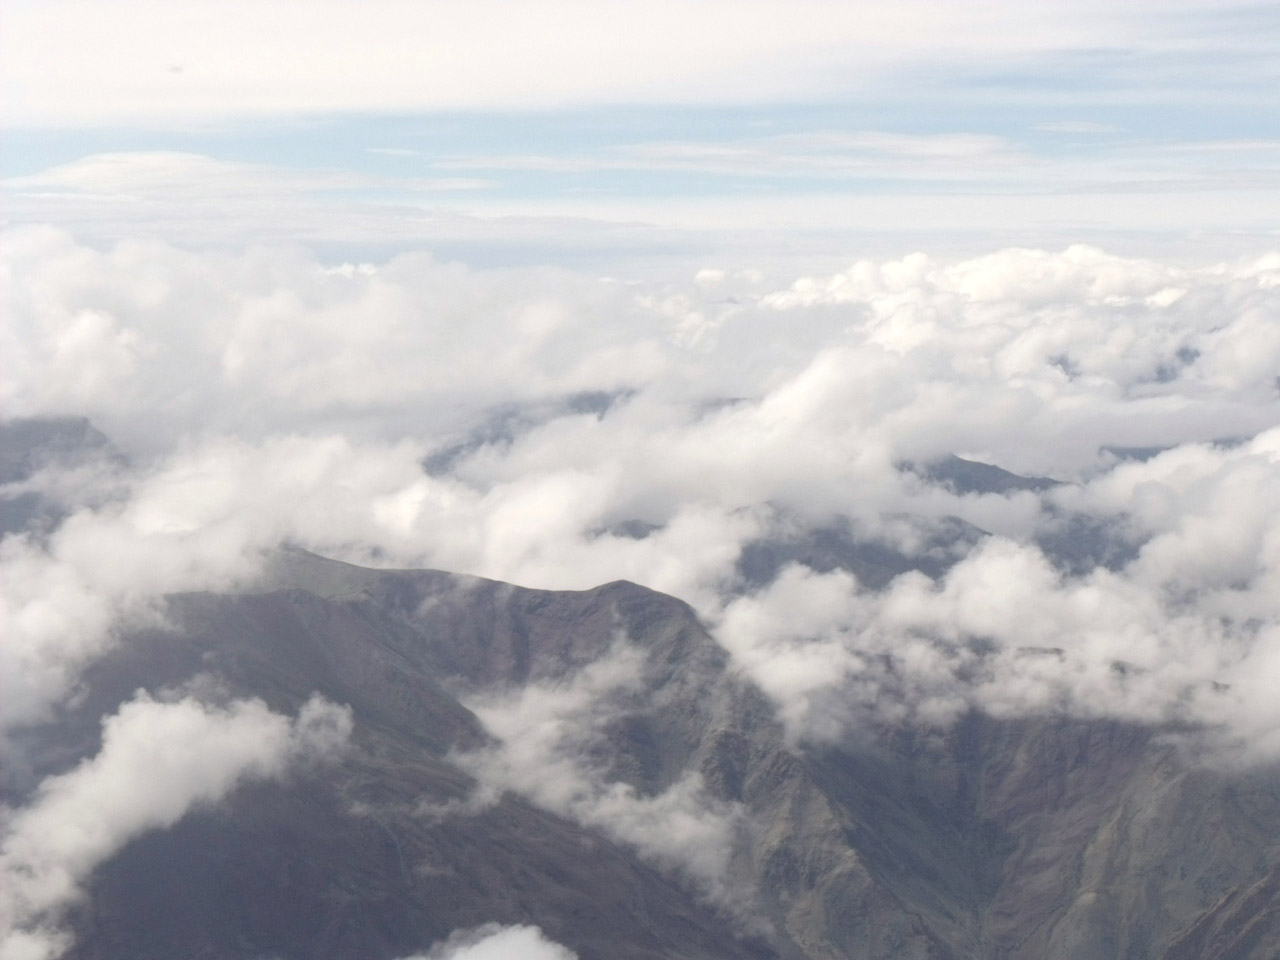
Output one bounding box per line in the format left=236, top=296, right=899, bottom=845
left=4, top=228, right=1280, bottom=762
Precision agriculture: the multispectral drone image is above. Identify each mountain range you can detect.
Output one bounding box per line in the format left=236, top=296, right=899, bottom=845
left=3, top=419, right=1279, bottom=960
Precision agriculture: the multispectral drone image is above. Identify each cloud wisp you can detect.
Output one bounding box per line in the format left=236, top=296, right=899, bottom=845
left=455, top=643, right=752, bottom=912
left=0, top=692, right=352, bottom=960
left=7, top=145, right=1279, bottom=249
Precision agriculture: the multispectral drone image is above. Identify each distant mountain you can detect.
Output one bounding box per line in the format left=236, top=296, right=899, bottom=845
left=10, top=550, right=1280, bottom=960
left=0, top=416, right=121, bottom=486
left=0, top=416, right=125, bottom=538
left=902, top=456, right=1138, bottom=575
left=905, top=455, right=1061, bottom=497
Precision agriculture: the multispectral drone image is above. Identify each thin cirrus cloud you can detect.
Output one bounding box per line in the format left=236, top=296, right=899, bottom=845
left=3, top=0, right=1242, bottom=126
left=6, top=147, right=1280, bottom=257
left=457, top=644, right=752, bottom=912
left=434, top=132, right=1034, bottom=180
left=3, top=0, right=1276, bottom=253
left=430, top=131, right=1280, bottom=201
left=1, top=154, right=508, bottom=253
left=2, top=152, right=493, bottom=201
left=3, top=1, right=1275, bottom=256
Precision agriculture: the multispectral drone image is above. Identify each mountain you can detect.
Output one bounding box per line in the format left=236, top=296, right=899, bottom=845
left=0, top=416, right=124, bottom=539
left=8, top=548, right=1280, bottom=960
left=904, top=456, right=1060, bottom=497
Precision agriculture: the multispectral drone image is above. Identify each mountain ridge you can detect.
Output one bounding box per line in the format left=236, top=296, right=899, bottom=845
left=6, top=548, right=1278, bottom=960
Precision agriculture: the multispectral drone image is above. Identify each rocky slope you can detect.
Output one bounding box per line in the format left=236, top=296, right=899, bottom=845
left=8, top=548, right=1279, bottom=960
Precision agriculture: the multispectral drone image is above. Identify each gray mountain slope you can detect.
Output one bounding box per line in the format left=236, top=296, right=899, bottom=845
left=34, top=580, right=775, bottom=960
left=906, top=455, right=1060, bottom=497
left=0, top=416, right=125, bottom=538
left=15, top=550, right=1280, bottom=960
left=0, top=417, right=119, bottom=485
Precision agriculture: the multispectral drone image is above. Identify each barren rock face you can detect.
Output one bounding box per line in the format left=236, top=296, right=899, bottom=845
left=8, top=548, right=1277, bottom=960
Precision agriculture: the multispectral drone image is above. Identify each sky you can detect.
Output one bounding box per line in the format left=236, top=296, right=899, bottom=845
left=4, top=0, right=1280, bottom=262
left=4, top=3, right=1280, bottom=957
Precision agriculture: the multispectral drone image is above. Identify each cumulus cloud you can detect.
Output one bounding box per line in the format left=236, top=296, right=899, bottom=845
left=0, top=434, right=435, bottom=733
left=6, top=230, right=1278, bottom=474
left=717, top=429, right=1280, bottom=756
left=0, top=225, right=666, bottom=448
left=0, top=692, right=352, bottom=960
left=4, top=228, right=1280, bottom=766
left=398, top=923, right=576, bottom=960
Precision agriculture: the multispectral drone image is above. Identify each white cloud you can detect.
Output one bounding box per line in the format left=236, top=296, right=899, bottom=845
left=0, top=433, right=443, bottom=733
left=9, top=146, right=1280, bottom=247
left=456, top=644, right=751, bottom=911
left=439, top=131, right=1032, bottom=182
left=0, top=155, right=514, bottom=249
left=398, top=923, right=576, bottom=960
left=5, top=1, right=1251, bottom=126
left=4, top=152, right=359, bottom=198
left=0, top=691, right=352, bottom=960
